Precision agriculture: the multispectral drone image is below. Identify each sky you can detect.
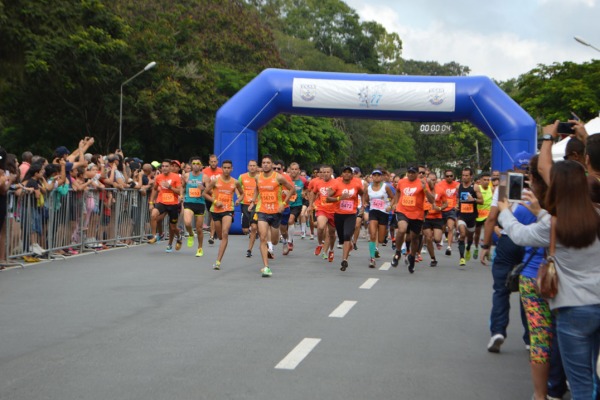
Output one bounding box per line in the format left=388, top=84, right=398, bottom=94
left=343, top=0, right=599, bottom=81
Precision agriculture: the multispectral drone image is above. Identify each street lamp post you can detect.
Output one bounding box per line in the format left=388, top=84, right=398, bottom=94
left=118, top=61, right=157, bottom=150
left=574, top=36, right=600, bottom=53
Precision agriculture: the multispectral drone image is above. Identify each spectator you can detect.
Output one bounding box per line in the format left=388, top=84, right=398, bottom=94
left=20, top=151, right=32, bottom=181
left=498, top=160, right=600, bottom=399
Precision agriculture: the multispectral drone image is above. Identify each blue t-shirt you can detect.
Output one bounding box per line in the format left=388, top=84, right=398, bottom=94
left=513, top=204, right=545, bottom=278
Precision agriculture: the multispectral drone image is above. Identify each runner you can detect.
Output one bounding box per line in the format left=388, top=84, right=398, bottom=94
left=423, top=172, right=448, bottom=267
left=324, top=166, right=364, bottom=271
left=248, top=155, right=294, bottom=277
left=202, top=154, right=223, bottom=246
left=285, top=162, right=307, bottom=254
left=203, top=160, right=244, bottom=270
left=274, top=160, right=294, bottom=255
left=308, top=165, right=338, bottom=263
left=238, top=160, right=258, bottom=258
left=182, top=156, right=206, bottom=257
left=473, top=171, right=492, bottom=260
left=363, top=169, right=394, bottom=268
left=390, top=166, right=435, bottom=273
left=148, top=160, right=183, bottom=252
left=436, top=169, right=460, bottom=256
left=456, top=167, right=483, bottom=268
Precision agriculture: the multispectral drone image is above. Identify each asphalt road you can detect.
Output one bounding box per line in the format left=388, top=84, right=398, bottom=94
left=0, top=232, right=535, bottom=400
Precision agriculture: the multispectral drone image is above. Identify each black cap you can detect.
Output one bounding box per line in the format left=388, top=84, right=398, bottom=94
left=407, top=166, right=418, bottom=173
left=341, top=166, right=353, bottom=173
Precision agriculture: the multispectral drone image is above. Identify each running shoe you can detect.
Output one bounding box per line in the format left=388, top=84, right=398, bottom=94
left=391, top=253, right=400, bottom=267
left=473, top=248, right=479, bottom=260
left=430, top=260, right=438, bottom=268
left=301, top=232, right=306, bottom=239
left=445, top=246, right=452, bottom=256
left=374, top=249, right=380, bottom=259
left=353, top=242, right=358, bottom=251
left=416, top=254, right=423, bottom=262
left=208, top=236, right=215, bottom=246
left=314, top=245, right=323, bottom=256
left=246, top=250, right=252, bottom=258
left=196, top=248, right=204, bottom=257
left=175, top=236, right=183, bottom=251
left=165, top=245, right=173, bottom=253
left=401, top=247, right=407, bottom=255
left=404, top=253, right=410, bottom=265
left=465, top=249, right=471, bottom=261
left=421, top=246, right=427, bottom=254
left=340, top=260, right=348, bottom=271
left=157, top=233, right=164, bottom=242
left=213, top=261, right=220, bottom=270
left=369, top=258, right=376, bottom=268
left=459, top=258, right=466, bottom=268
left=148, top=236, right=158, bottom=244
left=268, top=250, right=275, bottom=259
left=283, top=243, right=290, bottom=255
left=336, top=243, right=342, bottom=249
left=328, top=251, right=334, bottom=263
left=382, top=238, right=388, bottom=246
left=391, top=242, right=396, bottom=251
left=288, top=242, right=294, bottom=251
left=261, top=267, right=272, bottom=277
left=187, top=236, right=194, bottom=247
left=310, top=235, right=314, bottom=240
left=435, top=242, right=442, bottom=251
left=408, top=254, right=415, bottom=273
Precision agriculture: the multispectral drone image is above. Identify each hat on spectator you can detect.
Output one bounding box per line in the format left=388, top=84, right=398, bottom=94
left=151, top=161, right=160, bottom=169
left=133, top=157, right=144, bottom=164
left=170, top=160, right=181, bottom=168
left=55, top=146, right=70, bottom=156
left=66, top=162, right=73, bottom=172
left=129, top=161, right=141, bottom=171
left=513, top=151, right=534, bottom=170
left=84, top=153, right=92, bottom=162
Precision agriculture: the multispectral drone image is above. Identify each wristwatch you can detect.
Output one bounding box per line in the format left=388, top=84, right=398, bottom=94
left=480, top=244, right=490, bottom=250
left=542, top=134, right=554, bottom=141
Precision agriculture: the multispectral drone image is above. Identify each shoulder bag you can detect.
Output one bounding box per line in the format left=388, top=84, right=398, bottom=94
left=536, top=217, right=559, bottom=299
left=505, top=249, right=537, bottom=292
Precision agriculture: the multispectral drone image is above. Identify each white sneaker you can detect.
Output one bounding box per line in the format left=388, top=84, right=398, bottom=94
left=487, top=334, right=505, bottom=353
left=32, top=243, right=45, bottom=256
left=337, top=243, right=342, bottom=249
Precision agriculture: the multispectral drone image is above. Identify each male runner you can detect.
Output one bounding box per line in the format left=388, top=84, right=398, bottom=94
left=182, top=156, right=206, bottom=257
left=285, top=162, right=307, bottom=253
left=249, top=155, right=294, bottom=277
left=274, top=160, right=294, bottom=255
left=456, top=167, right=483, bottom=268
left=390, top=166, right=435, bottom=273
left=202, top=154, right=223, bottom=246
left=203, top=160, right=243, bottom=270
left=238, top=159, right=258, bottom=258
left=423, top=171, right=448, bottom=267
left=148, top=160, right=183, bottom=252
left=436, top=169, right=460, bottom=256
left=308, top=165, right=338, bottom=262
left=473, top=171, right=492, bottom=260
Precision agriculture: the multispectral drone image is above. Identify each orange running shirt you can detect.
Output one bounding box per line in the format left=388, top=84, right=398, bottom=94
left=436, top=180, right=460, bottom=211
left=155, top=173, right=182, bottom=205
left=238, top=172, right=257, bottom=205
left=312, top=178, right=338, bottom=214
left=425, top=190, right=448, bottom=220
left=210, top=176, right=236, bottom=213
left=202, top=166, right=223, bottom=182
left=256, top=172, right=283, bottom=214
left=395, top=178, right=426, bottom=220
left=332, top=177, right=363, bottom=214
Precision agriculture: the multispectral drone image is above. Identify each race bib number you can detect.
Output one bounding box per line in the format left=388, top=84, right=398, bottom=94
left=339, top=200, right=353, bottom=211
left=370, top=198, right=386, bottom=211
left=216, top=194, right=232, bottom=207
left=478, top=208, right=490, bottom=218
left=162, top=193, right=175, bottom=203
left=401, top=196, right=416, bottom=207
left=447, top=198, right=456, bottom=208
left=261, top=193, right=276, bottom=202
left=460, top=203, right=474, bottom=213
left=189, top=187, right=201, bottom=198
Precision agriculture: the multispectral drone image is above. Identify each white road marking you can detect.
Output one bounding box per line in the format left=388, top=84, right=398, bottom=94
left=379, top=262, right=391, bottom=271
left=275, top=338, right=321, bottom=370
left=329, top=300, right=357, bottom=318
left=359, top=278, right=379, bottom=289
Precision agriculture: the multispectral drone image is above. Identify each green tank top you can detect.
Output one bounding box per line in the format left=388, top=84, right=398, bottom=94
left=476, top=184, right=493, bottom=221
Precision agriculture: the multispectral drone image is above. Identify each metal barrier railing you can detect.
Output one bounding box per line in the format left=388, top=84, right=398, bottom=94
left=1, top=188, right=162, bottom=268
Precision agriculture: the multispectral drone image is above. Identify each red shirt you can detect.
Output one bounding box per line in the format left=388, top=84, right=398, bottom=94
left=332, top=177, right=363, bottom=214
left=202, top=166, right=223, bottom=182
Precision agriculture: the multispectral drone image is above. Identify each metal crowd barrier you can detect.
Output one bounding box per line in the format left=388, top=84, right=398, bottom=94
left=1, top=188, right=159, bottom=267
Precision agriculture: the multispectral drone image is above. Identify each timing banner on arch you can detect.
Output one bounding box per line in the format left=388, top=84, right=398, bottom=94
left=292, top=78, right=456, bottom=112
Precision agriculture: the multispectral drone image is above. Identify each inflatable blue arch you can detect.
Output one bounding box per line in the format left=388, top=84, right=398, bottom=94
left=214, top=68, right=536, bottom=233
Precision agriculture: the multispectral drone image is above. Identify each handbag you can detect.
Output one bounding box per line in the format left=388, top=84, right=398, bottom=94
left=505, top=249, right=537, bottom=292
left=536, top=217, right=559, bottom=299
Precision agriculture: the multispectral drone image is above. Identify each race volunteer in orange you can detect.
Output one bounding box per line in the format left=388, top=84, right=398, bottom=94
left=148, top=160, right=183, bottom=252
left=326, top=165, right=364, bottom=271
left=390, top=165, right=435, bottom=273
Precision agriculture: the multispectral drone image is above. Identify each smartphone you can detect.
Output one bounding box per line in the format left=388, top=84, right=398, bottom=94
left=570, top=111, right=580, bottom=122
left=507, top=172, right=524, bottom=202
left=557, top=122, right=574, bottom=134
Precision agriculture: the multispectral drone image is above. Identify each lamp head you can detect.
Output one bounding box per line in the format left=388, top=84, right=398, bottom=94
left=144, top=61, right=157, bottom=71
left=574, top=36, right=590, bottom=46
